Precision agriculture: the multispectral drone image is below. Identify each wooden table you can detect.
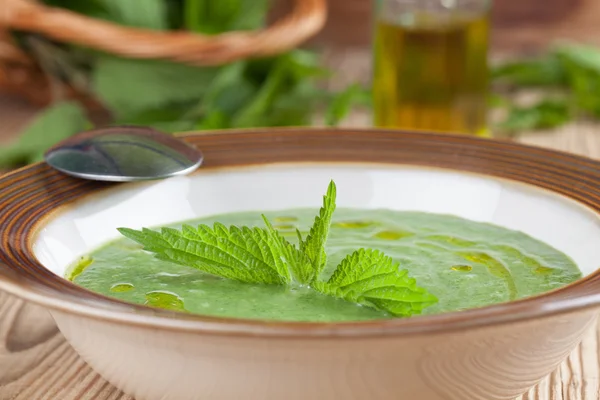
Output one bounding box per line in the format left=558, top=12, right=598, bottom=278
left=1, top=95, right=600, bottom=400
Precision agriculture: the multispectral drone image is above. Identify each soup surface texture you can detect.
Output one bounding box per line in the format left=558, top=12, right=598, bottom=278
left=70, top=209, right=582, bottom=321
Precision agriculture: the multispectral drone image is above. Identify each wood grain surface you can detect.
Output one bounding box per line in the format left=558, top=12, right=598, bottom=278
left=2, top=45, right=600, bottom=397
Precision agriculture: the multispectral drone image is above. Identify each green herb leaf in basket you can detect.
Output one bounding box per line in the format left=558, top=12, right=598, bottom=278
left=0, top=101, right=89, bottom=168
left=1, top=0, right=369, bottom=170
left=100, top=0, right=168, bottom=29
left=93, top=57, right=220, bottom=119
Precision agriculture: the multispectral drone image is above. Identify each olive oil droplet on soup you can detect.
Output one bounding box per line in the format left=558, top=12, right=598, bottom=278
left=110, top=283, right=135, bottom=293
left=274, top=216, right=298, bottom=222
left=373, top=230, right=413, bottom=240
left=66, top=255, right=94, bottom=281
left=145, top=291, right=186, bottom=312
left=273, top=224, right=296, bottom=230
left=451, top=265, right=473, bottom=272
left=332, top=220, right=377, bottom=229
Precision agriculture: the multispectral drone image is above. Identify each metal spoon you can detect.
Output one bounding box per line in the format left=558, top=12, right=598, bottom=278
left=44, top=126, right=203, bottom=182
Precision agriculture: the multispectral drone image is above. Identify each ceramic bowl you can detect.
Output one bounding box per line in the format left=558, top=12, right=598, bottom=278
left=1, top=128, right=600, bottom=400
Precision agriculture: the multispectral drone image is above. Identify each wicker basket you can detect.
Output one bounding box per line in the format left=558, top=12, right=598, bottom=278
left=0, top=0, right=327, bottom=107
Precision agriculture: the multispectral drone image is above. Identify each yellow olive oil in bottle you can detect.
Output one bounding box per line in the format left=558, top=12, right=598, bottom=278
left=373, top=11, right=490, bottom=136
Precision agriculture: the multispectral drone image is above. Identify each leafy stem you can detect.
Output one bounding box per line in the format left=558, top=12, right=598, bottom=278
left=118, top=181, right=438, bottom=317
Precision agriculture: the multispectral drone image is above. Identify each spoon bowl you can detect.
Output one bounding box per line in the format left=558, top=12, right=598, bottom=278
left=44, top=126, right=203, bottom=182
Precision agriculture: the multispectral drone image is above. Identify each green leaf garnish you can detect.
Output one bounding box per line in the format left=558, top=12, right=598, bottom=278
left=298, top=180, right=337, bottom=282
left=119, top=181, right=438, bottom=318
left=313, top=249, right=438, bottom=317
left=118, top=223, right=292, bottom=285
left=261, top=215, right=313, bottom=284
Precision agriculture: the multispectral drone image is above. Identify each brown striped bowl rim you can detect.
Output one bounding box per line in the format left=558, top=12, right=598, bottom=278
left=1, top=127, right=600, bottom=339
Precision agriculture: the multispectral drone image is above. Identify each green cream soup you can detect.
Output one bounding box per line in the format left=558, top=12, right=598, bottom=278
left=70, top=209, right=582, bottom=322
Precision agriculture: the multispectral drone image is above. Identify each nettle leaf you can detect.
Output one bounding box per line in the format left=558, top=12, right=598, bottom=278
left=325, top=84, right=372, bottom=126
left=231, top=57, right=289, bottom=128
left=98, top=0, right=167, bottom=29
left=184, top=0, right=213, bottom=33
left=200, top=62, right=254, bottom=117
left=554, top=44, right=600, bottom=118
left=93, top=56, right=219, bottom=119
left=491, top=55, right=568, bottom=88
left=496, top=99, right=572, bottom=134
left=116, top=105, right=197, bottom=133
left=43, top=0, right=108, bottom=19
left=299, top=180, right=337, bottom=278
left=554, top=42, right=600, bottom=74
left=230, top=0, right=270, bottom=31
left=184, top=0, right=270, bottom=33
left=196, top=110, right=229, bottom=130
left=261, top=216, right=313, bottom=284
left=118, top=222, right=292, bottom=285
left=0, top=101, right=88, bottom=168
left=314, top=249, right=438, bottom=317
